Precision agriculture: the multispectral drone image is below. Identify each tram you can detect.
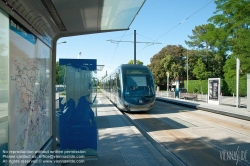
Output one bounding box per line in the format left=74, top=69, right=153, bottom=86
left=101, top=64, right=155, bottom=112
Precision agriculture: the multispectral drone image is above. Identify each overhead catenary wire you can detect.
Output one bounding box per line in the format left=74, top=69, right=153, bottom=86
left=107, top=0, right=213, bottom=67
left=107, top=32, right=161, bottom=44
left=107, top=30, right=162, bottom=64
left=109, top=33, right=133, bottom=40
left=155, top=0, right=214, bottom=41
left=136, top=0, right=214, bottom=54
left=107, top=30, right=161, bottom=64
left=108, top=30, right=129, bottom=69
left=135, top=32, right=161, bottom=54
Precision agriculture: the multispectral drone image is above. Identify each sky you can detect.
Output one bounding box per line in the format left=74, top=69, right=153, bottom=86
left=56, top=0, right=216, bottom=79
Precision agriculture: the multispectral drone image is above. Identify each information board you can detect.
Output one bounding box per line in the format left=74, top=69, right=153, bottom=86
left=9, top=17, right=52, bottom=166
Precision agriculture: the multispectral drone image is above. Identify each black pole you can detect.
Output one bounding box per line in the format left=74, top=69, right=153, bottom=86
left=134, top=30, right=136, bottom=65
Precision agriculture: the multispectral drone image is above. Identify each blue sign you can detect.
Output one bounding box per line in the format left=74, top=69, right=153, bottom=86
left=10, top=17, right=37, bottom=45
left=59, top=59, right=97, bottom=71
left=59, top=95, right=97, bottom=150
left=59, top=58, right=97, bottom=153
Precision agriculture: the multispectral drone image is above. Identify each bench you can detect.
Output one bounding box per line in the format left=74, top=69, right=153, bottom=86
left=180, top=93, right=197, bottom=101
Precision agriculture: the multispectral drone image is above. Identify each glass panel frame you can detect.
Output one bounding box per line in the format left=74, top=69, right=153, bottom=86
left=101, top=0, right=146, bottom=30
left=0, top=7, right=9, bottom=165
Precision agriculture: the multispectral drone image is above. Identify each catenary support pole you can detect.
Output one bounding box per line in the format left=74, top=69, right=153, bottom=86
left=134, top=30, right=136, bottom=65
left=187, top=50, right=188, bottom=91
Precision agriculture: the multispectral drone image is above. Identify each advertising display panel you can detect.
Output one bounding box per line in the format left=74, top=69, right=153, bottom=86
left=208, top=78, right=221, bottom=105
left=8, top=17, right=52, bottom=165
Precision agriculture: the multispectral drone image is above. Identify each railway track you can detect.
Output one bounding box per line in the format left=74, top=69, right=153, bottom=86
left=124, top=101, right=250, bottom=166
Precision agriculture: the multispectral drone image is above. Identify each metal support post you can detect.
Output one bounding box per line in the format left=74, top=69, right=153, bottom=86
left=187, top=50, right=188, bottom=91
left=166, top=72, right=169, bottom=97
left=247, top=74, right=250, bottom=110
left=236, top=58, right=240, bottom=107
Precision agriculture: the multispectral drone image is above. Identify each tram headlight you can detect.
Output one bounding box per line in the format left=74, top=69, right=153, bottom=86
left=124, top=101, right=130, bottom=109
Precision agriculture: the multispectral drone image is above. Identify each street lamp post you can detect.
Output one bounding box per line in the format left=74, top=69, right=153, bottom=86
left=57, top=41, right=67, bottom=45
left=78, top=52, right=81, bottom=59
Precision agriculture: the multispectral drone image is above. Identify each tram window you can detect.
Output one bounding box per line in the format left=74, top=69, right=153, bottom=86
left=127, top=76, right=146, bottom=86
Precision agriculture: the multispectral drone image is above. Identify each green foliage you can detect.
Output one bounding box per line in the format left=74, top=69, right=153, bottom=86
left=223, top=55, right=250, bottom=96
left=184, top=80, right=208, bottom=94
left=185, top=24, right=226, bottom=79
left=193, top=58, right=207, bottom=80
left=185, top=24, right=216, bottom=51
left=209, top=0, right=250, bottom=80
left=222, top=77, right=247, bottom=96
left=56, top=61, right=66, bottom=84
left=128, top=60, right=143, bottom=65
left=192, top=58, right=208, bottom=93
left=185, top=50, right=199, bottom=80
left=184, top=78, right=247, bottom=96
left=60, top=91, right=66, bottom=95
left=150, top=0, right=250, bottom=95
left=148, top=45, right=186, bottom=86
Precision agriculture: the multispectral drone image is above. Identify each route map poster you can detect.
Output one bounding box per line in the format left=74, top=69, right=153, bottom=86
left=8, top=17, right=52, bottom=165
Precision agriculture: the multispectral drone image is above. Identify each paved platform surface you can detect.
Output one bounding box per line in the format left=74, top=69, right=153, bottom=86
left=60, top=94, right=250, bottom=166
left=156, top=96, right=250, bottom=121
left=53, top=94, right=173, bottom=166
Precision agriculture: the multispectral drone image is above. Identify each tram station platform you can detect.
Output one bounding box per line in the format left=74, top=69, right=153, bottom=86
left=156, top=97, right=250, bottom=121
left=53, top=93, right=173, bottom=166
left=2, top=95, right=248, bottom=165
left=2, top=93, right=249, bottom=165
left=51, top=94, right=250, bottom=166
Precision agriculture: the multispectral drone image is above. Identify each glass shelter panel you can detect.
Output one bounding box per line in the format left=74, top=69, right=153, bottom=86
left=101, top=0, right=146, bottom=30
left=0, top=8, right=9, bottom=165
left=58, top=59, right=97, bottom=157
left=7, top=15, right=52, bottom=166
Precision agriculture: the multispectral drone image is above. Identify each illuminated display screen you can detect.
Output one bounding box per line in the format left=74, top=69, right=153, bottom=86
left=125, top=69, right=148, bottom=74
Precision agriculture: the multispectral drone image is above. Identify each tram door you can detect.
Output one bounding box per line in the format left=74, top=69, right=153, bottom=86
left=111, top=73, right=117, bottom=104
left=116, top=72, right=121, bottom=98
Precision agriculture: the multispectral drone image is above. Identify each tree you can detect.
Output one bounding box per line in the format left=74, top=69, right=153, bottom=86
left=183, top=49, right=200, bottom=80
left=148, top=45, right=186, bottom=88
left=56, top=61, right=65, bottom=84
left=185, top=24, right=216, bottom=52
left=208, top=0, right=250, bottom=94
left=209, top=0, right=250, bottom=40
left=193, top=58, right=207, bottom=93
left=148, top=50, right=166, bottom=85
left=208, top=0, right=250, bottom=58
left=127, top=60, right=143, bottom=65
left=185, top=24, right=226, bottom=78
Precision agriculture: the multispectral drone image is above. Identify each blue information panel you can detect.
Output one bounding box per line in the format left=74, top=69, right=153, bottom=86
left=58, top=59, right=97, bottom=156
